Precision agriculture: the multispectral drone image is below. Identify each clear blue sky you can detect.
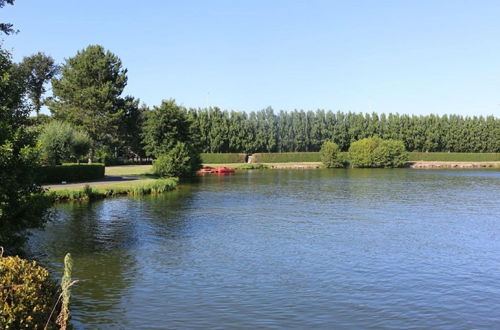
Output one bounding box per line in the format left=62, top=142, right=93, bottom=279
left=3, top=0, right=500, bottom=116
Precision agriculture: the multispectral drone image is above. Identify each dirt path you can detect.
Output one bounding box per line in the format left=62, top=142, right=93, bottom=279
left=43, top=175, right=140, bottom=190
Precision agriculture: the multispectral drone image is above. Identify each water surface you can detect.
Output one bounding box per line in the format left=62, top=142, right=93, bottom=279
left=29, top=169, right=500, bottom=329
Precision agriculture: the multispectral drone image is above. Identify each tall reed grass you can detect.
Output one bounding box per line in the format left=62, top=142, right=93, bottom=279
left=49, top=178, right=178, bottom=202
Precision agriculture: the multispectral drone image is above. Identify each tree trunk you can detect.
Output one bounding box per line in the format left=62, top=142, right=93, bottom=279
left=88, top=148, right=94, bottom=164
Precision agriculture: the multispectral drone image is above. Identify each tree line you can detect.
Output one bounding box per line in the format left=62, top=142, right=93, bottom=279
left=6, top=42, right=500, bottom=170
left=187, top=108, right=499, bottom=154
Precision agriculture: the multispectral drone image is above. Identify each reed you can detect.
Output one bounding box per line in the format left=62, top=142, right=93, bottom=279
left=49, top=178, right=178, bottom=202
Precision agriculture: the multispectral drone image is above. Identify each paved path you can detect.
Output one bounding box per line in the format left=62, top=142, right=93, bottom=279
left=43, top=175, right=140, bottom=190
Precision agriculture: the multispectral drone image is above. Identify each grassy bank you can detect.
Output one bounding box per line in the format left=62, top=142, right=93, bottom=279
left=105, top=165, right=153, bottom=176
left=408, top=152, right=500, bottom=162
left=48, top=178, right=178, bottom=202
left=213, top=152, right=500, bottom=163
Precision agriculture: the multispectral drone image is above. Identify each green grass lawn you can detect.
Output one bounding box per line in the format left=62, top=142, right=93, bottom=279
left=105, top=165, right=153, bottom=176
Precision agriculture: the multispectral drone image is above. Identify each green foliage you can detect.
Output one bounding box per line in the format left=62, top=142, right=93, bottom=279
left=348, top=137, right=380, bottom=168
left=252, top=152, right=321, bottom=163
left=0, top=46, right=51, bottom=251
left=237, top=163, right=269, bottom=169
left=20, top=52, right=59, bottom=115
left=320, top=141, right=344, bottom=168
left=408, top=152, right=500, bottom=162
left=153, top=142, right=201, bottom=178
left=372, top=139, right=408, bottom=168
left=186, top=108, right=499, bottom=154
left=142, top=99, right=195, bottom=158
left=49, top=45, right=129, bottom=162
left=200, top=153, right=246, bottom=164
left=348, top=137, right=408, bottom=168
left=38, top=120, right=91, bottom=165
left=49, top=178, right=178, bottom=202
left=0, top=255, right=58, bottom=329
left=37, top=164, right=105, bottom=184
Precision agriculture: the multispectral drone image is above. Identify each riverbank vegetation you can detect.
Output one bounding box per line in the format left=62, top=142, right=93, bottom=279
left=408, top=152, right=500, bottom=162
left=320, top=141, right=345, bottom=168
left=0, top=252, right=58, bottom=328
left=48, top=178, right=178, bottom=202
left=348, top=138, right=408, bottom=168
left=201, top=151, right=500, bottom=164
left=0, top=44, right=52, bottom=252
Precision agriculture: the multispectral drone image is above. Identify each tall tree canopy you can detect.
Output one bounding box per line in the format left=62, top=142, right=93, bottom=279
left=142, top=99, right=195, bottom=158
left=49, top=45, right=128, bottom=162
left=187, top=108, right=500, bottom=154
left=0, top=46, right=50, bottom=251
left=20, top=52, right=59, bottom=115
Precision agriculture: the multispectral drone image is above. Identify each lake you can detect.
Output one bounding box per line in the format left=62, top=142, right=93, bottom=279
left=28, top=169, right=500, bottom=329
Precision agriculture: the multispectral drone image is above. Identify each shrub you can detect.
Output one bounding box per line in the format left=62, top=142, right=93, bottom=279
left=0, top=255, right=58, bottom=329
left=373, top=139, right=408, bottom=168
left=238, top=163, right=269, bottom=169
left=348, top=137, right=381, bottom=167
left=320, top=141, right=344, bottom=168
left=37, top=163, right=105, bottom=184
left=348, top=137, right=408, bottom=168
left=153, top=142, right=201, bottom=178
left=38, top=121, right=91, bottom=165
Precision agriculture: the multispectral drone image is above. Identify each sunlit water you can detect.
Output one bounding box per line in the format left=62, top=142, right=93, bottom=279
left=29, top=169, right=500, bottom=329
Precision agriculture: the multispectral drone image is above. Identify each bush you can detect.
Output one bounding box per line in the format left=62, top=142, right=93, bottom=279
left=38, top=121, right=91, bottom=165
left=373, top=139, right=408, bottom=168
left=237, top=163, right=269, bottom=169
left=348, top=137, right=380, bottom=167
left=320, top=141, right=344, bottom=168
left=37, top=163, right=105, bottom=184
left=200, top=153, right=246, bottom=164
left=153, top=142, right=201, bottom=178
left=348, top=137, right=407, bottom=168
left=0, top=255, right=58, bottom=329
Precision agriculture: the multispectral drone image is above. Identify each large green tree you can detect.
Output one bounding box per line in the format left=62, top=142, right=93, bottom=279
left=38, top=120, right=91, bottom=165
left=0, top=46, right=51, bottom=252
left=20, top=52, right=59, bottom=115
left=49, top=45, right=128, bottom=162
left=142, top=99, right=195, bottom=157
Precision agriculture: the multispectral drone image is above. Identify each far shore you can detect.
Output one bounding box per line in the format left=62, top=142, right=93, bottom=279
left=408, top=161, right=500, bottom=169
left=44, top=160, right=500, bottom=192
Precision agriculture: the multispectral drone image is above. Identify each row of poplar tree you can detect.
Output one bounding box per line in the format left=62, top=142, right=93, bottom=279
left=188, top=108, right=499, bottom=154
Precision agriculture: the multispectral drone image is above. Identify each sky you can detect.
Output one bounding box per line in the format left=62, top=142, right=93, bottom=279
left=2, top=0, right=500, bottom=116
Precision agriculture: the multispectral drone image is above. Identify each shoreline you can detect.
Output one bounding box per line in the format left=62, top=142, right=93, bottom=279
left=44, top=161, right=499, bottom=202
left=46, top=177, right=178, bottom=202
left=408, top=161, right=500, bottom=169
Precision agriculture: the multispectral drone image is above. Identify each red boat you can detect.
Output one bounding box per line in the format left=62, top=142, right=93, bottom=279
left=212, top=167, right=235, bottom=174
left=198, top=167, right=214, bottom=173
